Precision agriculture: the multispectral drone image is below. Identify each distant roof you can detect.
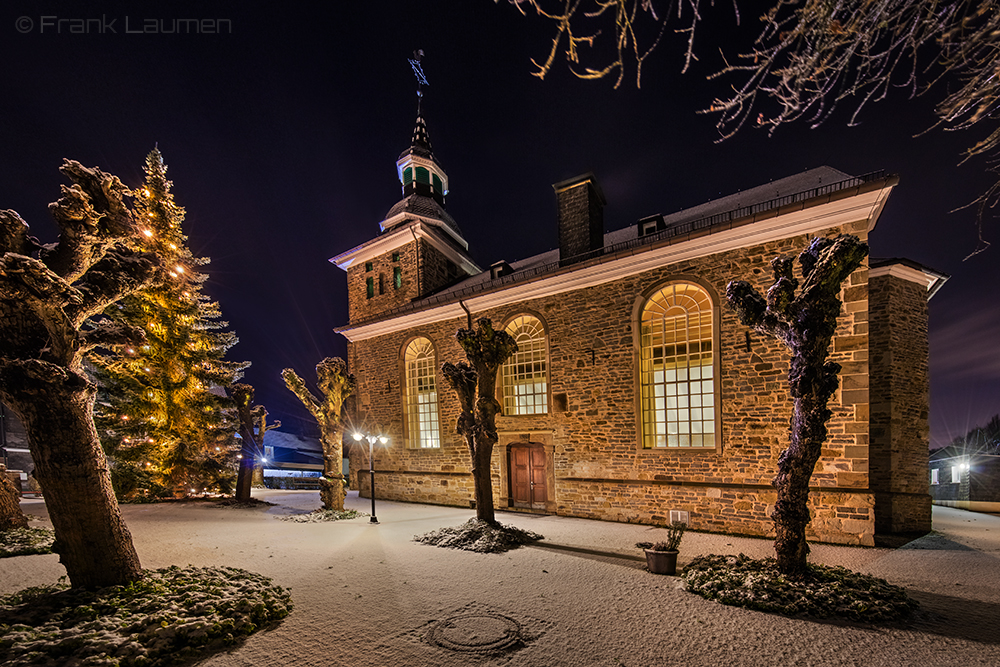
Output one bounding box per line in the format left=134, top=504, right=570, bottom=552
left=261, top=430, right=322, bottom=454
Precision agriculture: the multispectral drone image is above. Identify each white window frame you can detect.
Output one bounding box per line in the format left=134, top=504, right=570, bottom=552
left=639, top=281, right=719, bottom=450
left=501, top=315, right=548, bottom=415
left=404, top=337, right=441, bottom=449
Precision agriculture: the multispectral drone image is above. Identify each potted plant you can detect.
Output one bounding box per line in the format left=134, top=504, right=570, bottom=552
left=638, top=521, right=685, bottom=575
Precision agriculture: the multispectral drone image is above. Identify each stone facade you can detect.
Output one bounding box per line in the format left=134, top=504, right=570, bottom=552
left=869, top=273, right=933, bottom=534
left=332, top=123, right=942, bottom=547
left=345, top=217, right=890, bottom=546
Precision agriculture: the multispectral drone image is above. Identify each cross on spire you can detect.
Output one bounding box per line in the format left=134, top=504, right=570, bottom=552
left=407, top=50, right=432, bottom=153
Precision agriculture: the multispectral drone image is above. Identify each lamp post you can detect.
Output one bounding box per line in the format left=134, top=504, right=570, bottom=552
left=353, top=432, right=388, bottom=523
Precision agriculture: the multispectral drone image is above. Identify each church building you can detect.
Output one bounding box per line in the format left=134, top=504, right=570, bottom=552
left=330, top=109, right=945, bottom=546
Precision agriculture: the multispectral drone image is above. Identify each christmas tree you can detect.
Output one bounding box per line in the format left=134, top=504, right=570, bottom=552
left=90, top=149, right=249, bottom=499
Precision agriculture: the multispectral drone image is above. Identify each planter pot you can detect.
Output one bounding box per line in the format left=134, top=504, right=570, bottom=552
left=644, top=549, right=679, bottom=575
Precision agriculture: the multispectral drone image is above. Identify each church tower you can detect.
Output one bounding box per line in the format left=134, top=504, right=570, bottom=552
left=330, top=59, right=480, bottom=325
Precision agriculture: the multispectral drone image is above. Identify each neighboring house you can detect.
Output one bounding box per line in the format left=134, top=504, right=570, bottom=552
left=256, top=430, right=326, bottom=485
left=329, top=110, right=947, bottom=546
left=929, top=434, right=1000, bottom=512
left=1, top=403, right=33, bottom=490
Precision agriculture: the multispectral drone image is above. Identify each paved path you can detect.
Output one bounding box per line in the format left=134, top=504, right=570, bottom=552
left=8, top=492, right=1000, bottom=666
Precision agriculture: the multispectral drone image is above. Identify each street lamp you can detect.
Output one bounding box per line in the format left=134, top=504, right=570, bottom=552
left=353, top=432, right=388, bottom=523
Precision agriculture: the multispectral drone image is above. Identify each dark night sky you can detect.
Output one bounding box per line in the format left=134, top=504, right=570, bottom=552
left=3, top=2, right=997, bottom=448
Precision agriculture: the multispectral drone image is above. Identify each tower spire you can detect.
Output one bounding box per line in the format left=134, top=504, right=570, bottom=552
left=408, top=50, right=432, bottom=153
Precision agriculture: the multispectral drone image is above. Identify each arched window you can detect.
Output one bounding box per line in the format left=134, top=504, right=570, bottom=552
left=640, top=282, right=716, bottom=449
left=501, top=315, right=548, bottom=415
left=404, top=337, right=440, bottom=448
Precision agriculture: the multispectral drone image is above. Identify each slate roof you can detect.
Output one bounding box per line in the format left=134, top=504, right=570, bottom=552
left=346, top=166, right=890, bottom=326
left=258, top=430, right=324, bottom=469
left=383, top=194, right=460, bottom=234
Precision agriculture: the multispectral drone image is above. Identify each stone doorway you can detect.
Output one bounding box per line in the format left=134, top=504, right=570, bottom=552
left=509, top=443, right=547, bottom=510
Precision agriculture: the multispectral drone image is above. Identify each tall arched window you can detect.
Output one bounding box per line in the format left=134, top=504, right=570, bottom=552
left=501, top=315, right=548, bottom=415
left=640, top=282, right=716, bottom=449
left=404, top=337, right=440, bottom=448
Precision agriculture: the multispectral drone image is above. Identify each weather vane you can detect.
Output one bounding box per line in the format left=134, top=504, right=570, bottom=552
left=409, top=49, right=428, bottom=101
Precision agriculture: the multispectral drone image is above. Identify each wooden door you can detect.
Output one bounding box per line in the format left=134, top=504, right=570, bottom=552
left=510, top=443, right=546, bottom=509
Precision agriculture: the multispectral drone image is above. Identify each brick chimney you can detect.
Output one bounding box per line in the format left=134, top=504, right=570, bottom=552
left=553, top=173, right=605, bottom=266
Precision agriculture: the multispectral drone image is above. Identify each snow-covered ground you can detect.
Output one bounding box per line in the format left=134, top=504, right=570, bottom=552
left=6, top=492, right=1000, bottom=666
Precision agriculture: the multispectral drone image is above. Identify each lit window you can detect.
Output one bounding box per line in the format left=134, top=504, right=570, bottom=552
left=951, top=466, right=961, bottom=483
left=405, top=337, right=440, bottom=448
left=501, top=315, right=548, bottom=415
left=931, top=468, right=939, bottom=485
left=640, top=282, right=716, bottom=449
left=393, top=266, right=402, bottom=289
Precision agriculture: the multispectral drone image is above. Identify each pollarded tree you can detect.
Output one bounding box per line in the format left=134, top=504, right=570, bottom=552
left=0, top=160, right=159, bottom=588
left=230, top=383, right=280, bottom=502
left=726, top=234, right=868, bottom=576
left=441, top=318, right=518, bottom=524
left=90, top=149, right=249, bottom=499
left=282, top=358, right=355, bottom=510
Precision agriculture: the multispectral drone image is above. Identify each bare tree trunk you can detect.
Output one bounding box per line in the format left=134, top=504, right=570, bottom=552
left=728, top=235, right=868, bottom=577
left=443, top=319, right=517, bottom=526
left=8, top=371, right=142, bottom=588
left=234, top=437, right=256, bottom=502
left=0, top=464, right=29, bottom=531
left=282, top=359, right=353, bottom=512
left=472, top=440, right=496, bottom=523
left=319, top=421, right=346, bottom=511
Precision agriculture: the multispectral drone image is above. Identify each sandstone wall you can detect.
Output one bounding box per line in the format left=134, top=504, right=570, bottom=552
left=348, top=221, right=876, bottom=545
left=869, top=273, right=932, bottom=534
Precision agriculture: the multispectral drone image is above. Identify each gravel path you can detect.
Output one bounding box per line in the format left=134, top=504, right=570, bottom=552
left=6, top=492, right=999, bottom=666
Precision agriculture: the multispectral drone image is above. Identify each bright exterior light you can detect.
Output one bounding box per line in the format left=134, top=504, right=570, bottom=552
left=353, top=432, right=363, bottom=441
left=176, top=265, right=185, bottom=273
left=142, top=229, right=153, bottom=237
left=261, top=457, right=268, bottom=464
left=169, top=243, right=177, bottom=249
left=379, top=436, right=389, bottom=444
left=237, top=454, right=242, bottom=459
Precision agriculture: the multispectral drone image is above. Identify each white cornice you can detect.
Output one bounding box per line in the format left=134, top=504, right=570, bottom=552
left=329, top=221, right=480, bottom=276
left=380, top=210, right=468, bottom=249
left=869, top=263, right=943, bottom=291
left=338, top=185, right=894, bottom=342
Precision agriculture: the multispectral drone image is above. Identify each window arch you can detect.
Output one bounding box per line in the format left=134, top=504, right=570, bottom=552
left=640, top=282, right=717, bottom=449
left=404, top=337, right=441, bottom=448
left=501, top=315, right=548, bottom=415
